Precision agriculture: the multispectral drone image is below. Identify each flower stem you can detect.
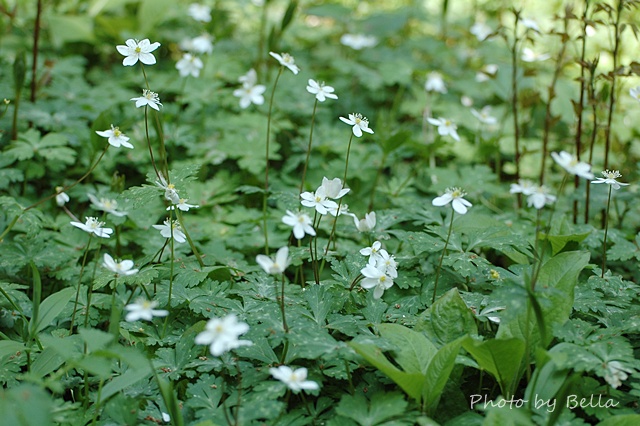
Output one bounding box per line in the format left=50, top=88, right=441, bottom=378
left=324, top=133, right=354, bottom=256
left=263, top=67, right=284, bottom=255
left=300, top=99, right=318, bottom=193
left=70, top=234, right=93, bottom=334
left=509, top=10, right=522, bottom=208
left=279, top=274, right=289, bottom=333
left=144, top=107, right=163, bottom=181
left=84, top=234, right=104, bottom=329
left=175, top=209, right=204, bottom=267
left=432, top=209, right=455, bottom=304
left=108, top=276, right=121, bottom=338
left=601, top=185, right=613, bottom=278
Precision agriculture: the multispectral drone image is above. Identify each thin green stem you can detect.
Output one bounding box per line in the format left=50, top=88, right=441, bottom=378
left=263, top=67, right=284, bottom=255
left=175, top=209, right=204, bottom=267
left=108, top=276, right=120, bottom=338
left=324, top=133, right=354, bottom=256
left=300, top=99, right=318, bottom=193
left=28, top=261, right=41, bottom=345
left=84, top=229, right=105, bottom=329
left=70, top=234, right=93, bottom=334
left=279, top=274, right=289, bottom=333
left=510, top=10, right=522, bottom=207
left=144, top=107, right=163, bottom=181
left=601, top=185, right=612, bottom=278
left=432, top=209, right=455, bottom=304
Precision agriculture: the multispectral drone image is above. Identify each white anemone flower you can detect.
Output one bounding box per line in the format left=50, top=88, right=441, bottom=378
left=176, top=53, right=204, bottom=78
left=471, top=106, right=497, bottom=125
left=233, top=83, right=266, bottom=109
left=195, top=314, right=253, bottom=356
left=238, top=68, right=258, bottom=87
left=269, top=52, right=300, bottom=75
left=510, top=179, right=537, bottom=196
left=432, top=187, right=472, bottom=215
left=591, top=170, right=629, bottom=190
left=103, top=253, right=139, bottom=276
left=521, top=47, right=550, bottom=62
left=152, top=219, right=186, bottom=243
left=424, top=72, right=447, bottom=94
left=96, top=125, right=133, bottom=149
left=269, top=366, right=319, bottom=393
left=551, top=151, right=594, bottom=179
left=526, top=186, right=556, bottom=209
left=125, top=298, right=168, bottom=322
left=340, top=33, right=377, bottom=50
left=282, top=210, right=316, bottom=240
left=256, top=246, right=290, bottom=274
left=360, top=264, right=394, bottom=299
left=167, top=198, right=199, bottom=211
left=188, top=3, right=211, bottom=22
left=116, top=38, right=161, bottom=66
left=87, top=194, right=127, bottom=217
left=339, top=113, right=374, bottom=137
left=470, top=21, right=492, bottom=41
left=70, top=217, right=113, bottom=238
left=427, top=117, right=460, bottom=142
left=300, top=188, right=338, bottom=215
left=360, top=241, right=383, bottom=262
left=320, top=177, right=349, bottom=199
left=353, top=211, right=376, bottom=232
left=131, top=89, right=162, bottom=111
left=604, top=360, right=632, bottom=389
left=55, top=186, right=69, bottom=206
left=630, top=86, right=640, bottom=102
left=306, top=79, right=338, bottom=102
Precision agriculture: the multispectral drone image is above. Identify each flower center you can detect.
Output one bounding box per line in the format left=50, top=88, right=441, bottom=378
left=135, top=46, right=141, bottom=53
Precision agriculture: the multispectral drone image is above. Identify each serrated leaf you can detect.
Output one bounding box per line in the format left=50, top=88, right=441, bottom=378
left=335, top=392, right=408, bottom=426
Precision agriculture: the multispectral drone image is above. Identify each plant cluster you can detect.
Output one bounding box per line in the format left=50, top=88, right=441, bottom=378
left=1, top=0, right=640, bottom=425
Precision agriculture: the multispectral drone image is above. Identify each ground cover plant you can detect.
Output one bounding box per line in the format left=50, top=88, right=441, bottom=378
left=2, top=0, right=640, bottom=424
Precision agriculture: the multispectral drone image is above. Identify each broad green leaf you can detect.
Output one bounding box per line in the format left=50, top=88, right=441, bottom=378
left=0, top=384, right=54, bottom=426
left=302, top=284, right=334, bottom=325
left=349, top=341, right=424, bottom=401
left=46, top=14, right=95, bottom=47
left=100, top=366, right=152, bottom=401
left=597, top=415, right=640, bottom=426
left=422, top=337, right=464, bottom=416
left=481, top=405, right=535, bottom=426
left=30, top=287, right=75, bottom=334
left=138, top=0, right=173, bottom=32
left=30, top=347, right=64, bottom=379
left=0, top=340, right=24, bottom=359
left=335, top=392, right=408, bottom=426
left=416, top=288, right=478, bottom=345
left=462, top=336, right=526, bottom=398
left=377, top=323, right=436, bottom=374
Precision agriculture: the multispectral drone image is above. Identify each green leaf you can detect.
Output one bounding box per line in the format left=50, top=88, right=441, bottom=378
left=138, top=0, right=173, bottom=33
left=46, top=14, right=95, bottom=47
left=422, top=337, right=464, bottom=416
left=377, top=323, right=436, bottom=374
left=100, top=365, right=152, bottom=401
left=462, top=335, right=526, bottom=397
left=0, top=384, right=54, bottom=426
left=335, top=392, right=408, bottom=426
left=0, top=340, right=25, bottom=359
left=416, top=288, right=478, bottom=345
left=349, top=341, right=424, bottom=401
left=30, top=287, right=75, bottom=334
left=597, top=415, right=640, bottom=426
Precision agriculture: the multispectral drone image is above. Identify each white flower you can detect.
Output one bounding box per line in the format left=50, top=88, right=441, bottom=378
left=181, top=34, right=214, bottom=54
left=152, top=219, right=187, bottom=243
left=604, top=360, right=632, bottom=389
left=425, top=72, right=447, bottom=94
left=327, top=202, right=350, bottom=217
left=188, top=3, right=211, bottom=22
left=269, top=52, right=300, bottom=75
left=526, top=186, right=556, bottom=209
left=306, top=79, right=338, bottom=102
left=70, top=217, right=113, bottom=238
left=476, top=64, right=498, bottom=82
left=471, top=106, right=497, bottom=125
left=510, top=179, right=537, bottom=196
left=155, top=177, right=181, bottom=204
left=131, top=89, right=162, bottom=111
left=269, top=366, right=319, bottom=393
left=103, top=253, right=139, bottom=276
left=339, top=113, right=374, bottom=137
left=125, top=298, right=168, bottom=322
left=427, top=117, right=460, bottom=142
left=360, top=264, right=394, bottom=299
left=353, top=211, right=376, bottom=232
left=360, top=241, right=383, bottom=262
left=233, top=83, right=266, bottom=109
left=300, top=188, right=338, bottom=215
left=87, top=194, right=127, bottom=217
left=321, top=177, right=349, bottom=199
left=282, top=210, right=316, bottom=240
left=55, top=186, right=69, bottom=206
left=162, top=413, right=171, bottom=423
left=432, top=187, right=472, bottom=215
left=256, top=246, right=290, bottom=274
left=591, top=170, right=629, bottom=190
left=195, top=314, right=253, bottom=356
left=96, top=125, right=133, bottom=149
left=116, top=38, right=161, bottom=66
left=340, top=33, right=377, bottom=50
left=372, top=249, right=398, bottom=279
left=470, top=21, right=492, bottom=41
left=167, top=198, right=199, bottom=211
left=630, top=86, right=640, bottom=102
left=238, top=69, right=258, bottom=87
left=176, top=53, right=203, bottom=78
left=521, top=47, right=550, bottom=62
left=551, top=151, right=595, bottom=179
left=520, top=17, right=541, bottom=33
